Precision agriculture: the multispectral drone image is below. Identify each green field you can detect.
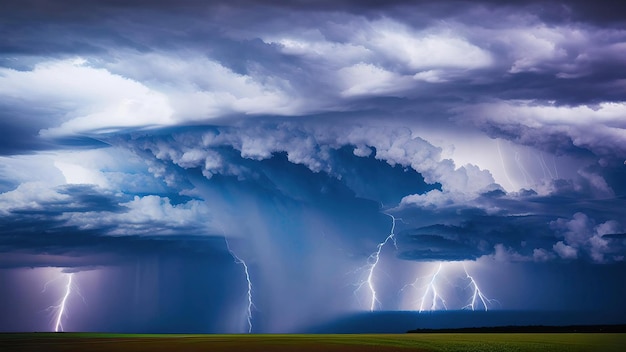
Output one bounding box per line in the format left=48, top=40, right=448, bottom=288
left=1, top=333, right=625, bottom=351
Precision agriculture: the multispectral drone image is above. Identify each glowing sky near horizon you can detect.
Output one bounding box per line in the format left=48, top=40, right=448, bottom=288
left=0, top=0, right=625, bottom=333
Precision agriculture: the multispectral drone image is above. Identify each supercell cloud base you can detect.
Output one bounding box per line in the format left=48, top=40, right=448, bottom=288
left=0, top=0, right=625, bottom=333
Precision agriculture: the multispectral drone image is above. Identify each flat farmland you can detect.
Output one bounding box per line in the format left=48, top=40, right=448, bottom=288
left=1, top=333, right=625, bottom=351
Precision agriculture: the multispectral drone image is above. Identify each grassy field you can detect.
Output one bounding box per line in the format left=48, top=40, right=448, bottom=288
left=1, top=333, right=625, bottom=351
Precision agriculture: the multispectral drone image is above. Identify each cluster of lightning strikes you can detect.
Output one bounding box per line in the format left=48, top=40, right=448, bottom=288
left=462, top=264, right=496, bottom=311
left=44, top=273, right=75, bottom=332
left=225, top=238, right=254, bottom=333
left=355, top=213, right=398, bottom=311
left=403, top=262, right=496, bottom=312
left=418, top=263, right=447, bottom=312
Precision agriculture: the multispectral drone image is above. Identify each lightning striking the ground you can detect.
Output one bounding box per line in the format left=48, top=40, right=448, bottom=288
left=462, top=264, right=496, bottom=311
left=401, top=262, right=499, bottom=313
left=355, top=213, right=398, bottom=311
left=418, top=263, right=447, bottom=312
left=50, top=273, right=74, bottom=332
left=225, top=238, right=254, bottom=333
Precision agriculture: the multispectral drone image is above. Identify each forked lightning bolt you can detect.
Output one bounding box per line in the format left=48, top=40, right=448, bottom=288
left=225, top=238, right=254, bottom=333
left=462, top=264, right=496, bottom=311
left=402, top=262, right=498, bottom=312
left=400, top=262, right=447, bottom=312
left=51, top=273, right=74, bottom=332
left=355, top=213, right=398, bottom=311
left=418, top=263, right=447, bottom=312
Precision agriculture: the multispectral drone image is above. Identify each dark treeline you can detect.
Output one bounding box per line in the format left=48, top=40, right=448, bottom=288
left=408, top=324, right=626, bottom=333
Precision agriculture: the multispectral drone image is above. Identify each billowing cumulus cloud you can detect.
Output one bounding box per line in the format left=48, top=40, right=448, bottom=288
left=550, top=212, right=624, bottom=262
left=0, top=0, right=625, bottom=333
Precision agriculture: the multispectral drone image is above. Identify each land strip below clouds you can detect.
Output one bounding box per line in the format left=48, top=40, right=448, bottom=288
left=1, top=333, right=626, bottom=352
left=407, top=324, right=626, bottom=333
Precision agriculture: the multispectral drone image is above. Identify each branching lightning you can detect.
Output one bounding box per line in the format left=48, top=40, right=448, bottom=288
left=462, top=264, right=497, bottom=311
left=354, top=213, right=398, bottom=311
left=225, top=238, right=254, bottom=333
left=417, top=263, right=447, bottom=312
left=401, top=262, right=498, bottom=313
left=47, top=273, right=75, bottom=332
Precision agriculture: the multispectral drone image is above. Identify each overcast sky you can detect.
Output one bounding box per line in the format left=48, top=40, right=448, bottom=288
left=1, top=0, right=625, bottom=333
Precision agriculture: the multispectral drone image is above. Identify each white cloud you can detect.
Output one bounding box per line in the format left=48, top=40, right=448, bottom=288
left=0, top=182, right=69, bottom=215
left=268, top=18, right=494, bottom=73
left=412, top=70, right=449, bottom=83
left=550, top=212, right=622, bottom=263
left=54, top=161, right=110, bottom=188
left=491, top=243, right=532, bottom=262
left=0, top=58, right=175, bottom=136
left=273, top=36, right=372, bottom=67
left=266, top=17, right=494, bottom=98
left=367, top=20, right=493, bottom=71
left=533, top=248, right=556, bottom=262
left=105, top=52, right=304, bottom=119
left=133, top=123, right=501, bottom=213
left=499, top=25, right=575, bottom=74
left=458, top=100, right=626, bottom=159
left=0, top=54, right=308, bottom=138
left=0, top=148, right=168, bottom=217
left=60, top=195, right=214, bottom=236
left=0, top=154, right=66, bottom=188
left=338, top=63, right=414, bottom=97
left=553, top=241, right=578, bottom=259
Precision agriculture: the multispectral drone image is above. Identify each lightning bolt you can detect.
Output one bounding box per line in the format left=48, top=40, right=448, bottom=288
left=402, top=262, right=500, bottom=312
left=225, top=238, right=254, bottom=333
left=354, top=213, right=398, bottom=311
left=462, top=264, right=496, bottom=311
left=400, top=262, right=448, bottom=312
left=418, top=263, right=447, bottom=312
left=50, top=273, right=74, bottom=332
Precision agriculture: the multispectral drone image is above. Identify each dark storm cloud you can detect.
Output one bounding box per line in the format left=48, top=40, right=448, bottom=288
left=0, top=104, right=68, bottom=155
left=1, top=184, right=123, bottom=216
left=0, top=210, right=231, bottom=270
left=0, top=180, right=214, bottom=242
left=396, top=229, right=484, bottom=262
left=395, top=182, right=626, bottom=263
left=5, top=0, right=626, bottom=21
left=114, top=126, right=435, bottom=241
left=1, top=0, right=625, bottom=161
left=394, top=212, right=548, bottom=261
left=104, top=122, right=624, bottom=265
left=331, top=146, right=440, bottom=205
left=36, top=184, right=124, bottom=214
left=6, top=2, right=620, bottom=175
left=0, top=116, right=49, bottom=155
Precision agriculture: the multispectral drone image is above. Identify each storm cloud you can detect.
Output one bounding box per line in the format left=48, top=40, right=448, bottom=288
left=1, top=0, right=625, bottom=333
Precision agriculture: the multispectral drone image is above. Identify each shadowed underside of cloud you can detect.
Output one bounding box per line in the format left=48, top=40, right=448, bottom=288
left=396, top=226, right=485, bottom=262
left=0, top=214, right=232, bottom=270
left=0, top=117, right=624, bottom=266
